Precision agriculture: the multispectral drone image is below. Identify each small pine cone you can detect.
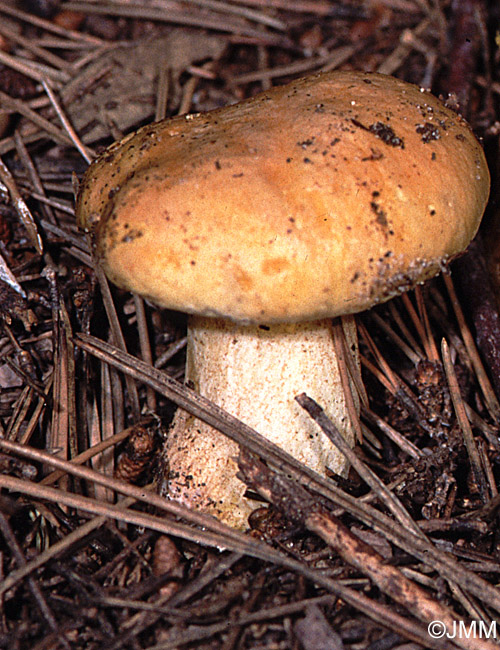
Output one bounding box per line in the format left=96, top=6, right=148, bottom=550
left=152, top=535, right=184, bottom=598
left=248, top=506, right=288, bottom=540
left=115, top=423, right=156, bottom=484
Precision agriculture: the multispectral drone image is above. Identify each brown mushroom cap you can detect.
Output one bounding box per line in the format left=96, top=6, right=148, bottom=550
left=76, top=71, right=490, bottom=324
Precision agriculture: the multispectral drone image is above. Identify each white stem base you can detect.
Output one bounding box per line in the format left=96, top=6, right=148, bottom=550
left=163, top=316, right=359, bottom=528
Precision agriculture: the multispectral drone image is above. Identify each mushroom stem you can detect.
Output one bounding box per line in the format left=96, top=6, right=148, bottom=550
left=164, top=315, right=360, bottom=528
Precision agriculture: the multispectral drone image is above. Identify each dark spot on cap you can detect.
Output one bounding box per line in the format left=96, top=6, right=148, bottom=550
left=416, top=122, right=440, bottom=143
left=121, top=228, right=143, bottom=243
left=369, top=122, right=404, bottom=148
left=370, top=201, right=389, bottom=228
left=352, top=119, right=404, bottom=148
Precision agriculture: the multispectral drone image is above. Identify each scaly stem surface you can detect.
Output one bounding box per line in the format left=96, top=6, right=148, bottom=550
left=164, top=315, right=360, bottom=528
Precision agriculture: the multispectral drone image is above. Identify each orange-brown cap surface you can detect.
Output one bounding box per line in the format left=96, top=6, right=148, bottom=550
left=76, top=71, right=490, bottom=324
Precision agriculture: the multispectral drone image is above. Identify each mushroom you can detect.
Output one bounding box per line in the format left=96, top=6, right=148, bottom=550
left=76, top=71, right=490, bottom=529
